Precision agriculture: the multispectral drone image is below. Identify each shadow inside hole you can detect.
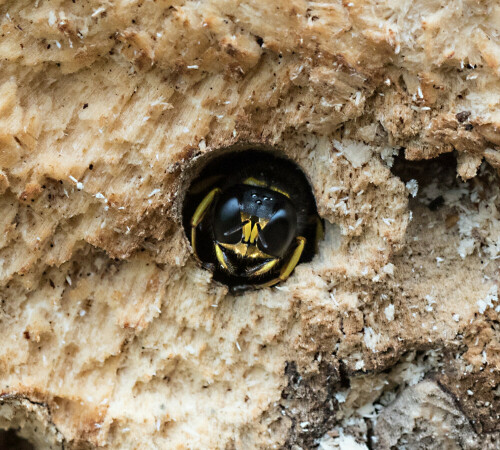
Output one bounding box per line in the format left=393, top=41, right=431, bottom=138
left=182, top=149, right=322, bottom=291
left=391, top=151, right=457, bottom=187
left=391, top=151, right=458, bottom=210
left=0, top=429, right=34, bottom=450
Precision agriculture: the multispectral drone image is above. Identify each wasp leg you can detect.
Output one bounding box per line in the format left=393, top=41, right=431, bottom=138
left=190, top=187, right=221, bottom=258
left=215, top=243, right=229, bottom=270
left=247, top=258, right=279, bottom=277
left=260, top=236, right=306, bottom=287
left=243, top=177, right=267, bottom=187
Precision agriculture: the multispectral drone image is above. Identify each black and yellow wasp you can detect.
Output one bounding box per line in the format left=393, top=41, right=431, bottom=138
left=183, top=151, right=322, bottom=291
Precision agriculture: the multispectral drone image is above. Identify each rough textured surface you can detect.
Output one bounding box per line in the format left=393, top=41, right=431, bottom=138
left=374, top=380, right=492, bottom=450
left=0, top=0, right=499, bottom=448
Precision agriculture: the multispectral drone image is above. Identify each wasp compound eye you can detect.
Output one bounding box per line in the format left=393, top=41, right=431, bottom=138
left=213, top=192, right=243, bottom=245
left=182, top=150, right=323, bottom=292
left=256, top=202, right=297, bottom=258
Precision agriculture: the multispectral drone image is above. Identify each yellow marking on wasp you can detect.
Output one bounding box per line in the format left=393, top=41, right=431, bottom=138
left=215, top=244, right=228, bottom=269
left=270, top=185, right=290, bottom=198
left=243, top=177, right=267, bottom=187
left=253, top=258, right=279, bottom=276
left=220, top=242, right=272, bottom=259
left=246, top=245, right=269, bottom=258
left=243, top=177, right=291, bottom=199
left=250, top=223, right=259, bottom=244
left=220, top=213, right=272, bottom=259
left=191, top=188, right=221, bottom=227
left=220, top=242, right=247, bottom=257
left=243, top=221, right=252, bottom=242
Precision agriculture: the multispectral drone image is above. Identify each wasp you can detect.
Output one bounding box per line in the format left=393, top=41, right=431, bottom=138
left=185, top=151, right=322, bottom=290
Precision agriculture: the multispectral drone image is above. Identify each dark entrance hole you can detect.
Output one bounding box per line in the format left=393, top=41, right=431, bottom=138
left=391, top=151, right=457, bottom=192
left=0, top=429, right=35, bottom=450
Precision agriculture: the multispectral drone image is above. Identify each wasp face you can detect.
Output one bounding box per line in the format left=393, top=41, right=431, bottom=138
left=212, top=185, right=298, bottom=276
left=185, top=151, right=322, bottom=291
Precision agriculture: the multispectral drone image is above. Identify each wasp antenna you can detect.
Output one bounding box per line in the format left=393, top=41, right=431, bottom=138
left=256, top=223, right=268, bottom=248
left=223, top=219, right=250, bottom=237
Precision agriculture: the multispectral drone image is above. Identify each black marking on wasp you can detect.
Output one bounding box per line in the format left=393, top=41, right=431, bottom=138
left=183, top=150, right=323, bottom=292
